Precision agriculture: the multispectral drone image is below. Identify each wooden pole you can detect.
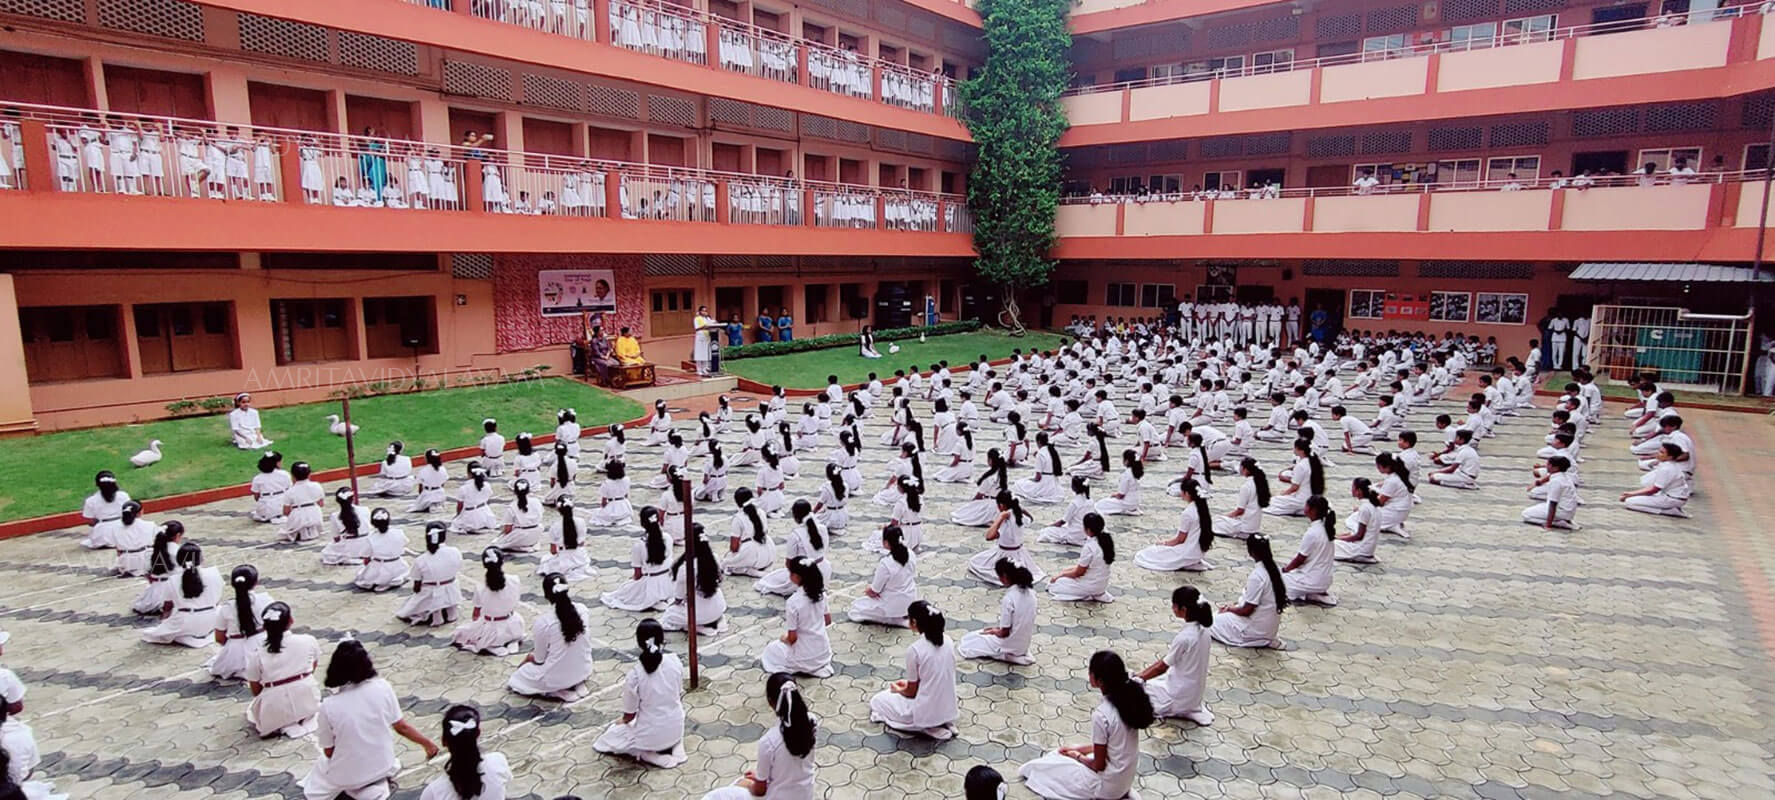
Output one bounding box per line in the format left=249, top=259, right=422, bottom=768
left=681, top=472, right=699, bottom=689
left=341, top=396, right=360, bottom=497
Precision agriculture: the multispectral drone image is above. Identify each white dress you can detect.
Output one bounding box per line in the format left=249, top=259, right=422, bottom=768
left=300, top=678, right=403, bottom=800
left=1213, top=480, right=1264, bottom=539
left=141, top=566, right=222, bottom=647
left=1144, top=624, right=1212, bottom=724
left=1036, top=495, right=1093, bottom=545
left=418, top=752, right=512, bottom=800
left=966, top=513, right=1045, bottom=583
left=700, top=726, right=817, bottom=800
left=366, top=457, right=415, bottom=497
left=451, top=578, right=525, bottom=655
left=1012, top=450, right=1067, bottom=504
left=2, top=715, right=66, bottom=800
left=934, top=444, right=976, bottom=484
left=395, top=546, right=464, bottom=624
left=203, top=590, right=274, bottom=679
left=408, top=464, right=451, bottom=512
left=1094, top=469, right=1143, bottom=515
left=847, top=554, right=919, bottom=624
left=661, top=574, right=727, bottom=633
left=1018, top=700, right=1144, bottom=800
left=319, top=504, right=371, bottom=566
left=1266, top=460, right=1313, bottom=517
left=813, top=483, right=848, bottom=532
left=586, top=477, right=636, bottom=527
left=1281, top=521, right=1336, bottom=604
left=951, top=481, right=1009, bottom=527
left=110, top=519, right=157, bottom=576
left=724, top=510, right=776, bottom=576
left=279, top=481, right=327, bottom=543
left=245, top=632, right=322, bottom=738
left=956, top=586, right=1037, bottom=664
left=451, top=481, right=501, bottom=533
left=491, top=500, right=545, bottom=552
left=1135, top=508, right=1213, bottom=572
left=508, top=602, right=595, bottom=698
left=592, top=654, right=688, bottom=768
left=79, top=490, right=131, bottom=549
left=536, top=519, right=595, bottom=583
left=869, top=637, right=960, bottom=734
left=601, top=539, right=676, bottom=611
left=758, top=592, right=834, bottom=677
left=1210, top=565, right=1282, bottom=648
left=353, top=529, right=411, bottom=591
left=250, top=471, right=292, bottom=522
left=1049, top=537, right=1115, bottom=602
left=1337, top=500, right=1381, bottom=563
left=757, top=521, right=829, bottom=596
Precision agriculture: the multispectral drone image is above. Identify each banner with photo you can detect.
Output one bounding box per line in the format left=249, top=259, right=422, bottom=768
left=1475, top=292, right=1529, bottom=325
left=538, top=269, right=618, bottom=317
left=1429, top=291, right=1472, bottom=323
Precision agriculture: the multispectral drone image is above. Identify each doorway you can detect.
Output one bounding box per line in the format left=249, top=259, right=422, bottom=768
left=1591, top=3, right=1648, bottom=33
left=1306, top=164, right=1349, bottom=188
left=1304, top=288, right=1346, bottom=343
left=1571, top=151, right=1629, bottom=177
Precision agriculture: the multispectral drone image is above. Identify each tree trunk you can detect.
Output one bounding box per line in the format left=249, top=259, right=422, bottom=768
left=997, top=284, right=1027, bottom=335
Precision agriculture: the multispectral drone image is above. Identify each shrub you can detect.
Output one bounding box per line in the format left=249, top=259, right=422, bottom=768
left=721, top=320, right=984, bottom=361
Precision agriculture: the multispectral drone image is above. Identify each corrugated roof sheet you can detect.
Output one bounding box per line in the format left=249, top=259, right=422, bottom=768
left=1569, top=263, right=1774, bottom=283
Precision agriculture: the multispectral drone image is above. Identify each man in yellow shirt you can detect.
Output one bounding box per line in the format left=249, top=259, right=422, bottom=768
left=614, top=326, right=646, bottom=365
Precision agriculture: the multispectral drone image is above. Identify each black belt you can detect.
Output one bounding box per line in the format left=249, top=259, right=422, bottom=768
left=372, top=556, right=403, bottom=563
left=97, top=516, right=121, bottom=522
left=117, top=545, right=149, bottom=554
left=484, top=613, right=514, bottom=622
left=644, top=568, right=671, bottom=576
left=259, top=490, right=284, bottom=497
left=148, top=575, right=169, bottom=582
left=178, top=605, right=216, bottom=613
left=422, top=483, right=446, bottom=491
left=264, top=671, right=312, bottom=688
left=423, top=579, right=456, bottom=586
left=462, top=503, right=487, bottom=511
left=998, top=544, right=1022, bottom=551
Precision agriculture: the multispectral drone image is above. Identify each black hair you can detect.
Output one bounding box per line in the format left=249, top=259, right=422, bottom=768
left=558, top=501, right=580, bottom=550
left=630, top=506, right=666, bottom=565
left=898, top=475, right=923, bottom=514
left=370, top=507, right=390, bottom=534
left=761, top=443, right=782, bottom=470
left=995, top=557, right=1035, bottom=589
left=427, top=448, right=444, bottom=469
left=1090, top=650, right=1155, bottom=729
left=824, top=462, right=846, bottom=502
left=261, top=601, right=292, bottom=653
left=177, top=542, right=205, bottom=599
left=96, top=470, right=119, bottom=502
left=674, top=533, right=722, bottom=597
left=882, top=524, right=910, bottom=565
left=323, top=639, right=378, bottom=688
left=1009, top=412, right=1027, bottom=443
left=544, top=573, right=586, bottom=642
left=606, top=459, right=626, bottom=481
left=257, top=453, right=280, bottom=474
left=1083, top=512, right=1115, bottom=563
left=1249, top=535, right=1289, bottom=613
left=766, top=672, right=817, bottom=758
left=1306, top=495, right=1336, bottom=542
left=1123, top=449, right=1144, bottom=480
left=1173, top=585, right=1212, bottom=627
left=229, top=564, right=260, bottom=637
left=291, top=462, right=312, bottom=481
left=425, top=521, right=447, bottom=554
left=1352, top=477, right=1380, bottom=505
left=792, top=499, right=825, bottom=551
left=441, top=704, right=486, bottom=799
left=963, top=766, right=1006, bottom=800
left=1088, top=423, right=1110, bottom=469
left=979, top=448, right=1009, bottom=493
left=335, top=488, right=360, bottom=534
left=997, top=489, right=1028, bottom=526
left=515, top=434, right=533, bottom=457
left=1038, top=432, right=1062, bottom=477
left=901, top=442, right=925, bottom=485
left=841, top=429, right=860, bottom=457
left=907, top=599, right=947, bottom=647
left=1179, top=478, right=1214, bottom=553
left=792, top=556, right=825, bottom=602
left=636, top=618, right=666, bottom=674
left=512, top=478, right=532, bottom=513
left=482, top=547, right=507, bottom=592
left=1245, top=458, right=1272, bottom=507
left=149, top=522, right=181, bottom=576
left=1294, top=439, right=1325, bottom=496
left=735, top=487, right=767, bottom=543
left=553, top=441, right=574, bottom=487
left=1188, top=432, right=1213, bottom=485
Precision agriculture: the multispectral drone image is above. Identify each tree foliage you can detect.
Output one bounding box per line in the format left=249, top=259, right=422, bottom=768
left=960, top=0, right=1072, bottom=331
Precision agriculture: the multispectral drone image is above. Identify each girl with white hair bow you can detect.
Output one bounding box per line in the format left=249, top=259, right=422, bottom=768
left=592, top=619, right=688, bottom=767
left=868, top=600, right=959, bottom=740
left=419, top=705, right=511, bottom=799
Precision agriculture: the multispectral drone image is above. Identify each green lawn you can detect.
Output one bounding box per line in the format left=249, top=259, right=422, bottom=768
left=0, top=377, right=643, bottom=523
left=1537, top=371, right=1775, bottom=411
left=723, top=330, right=1071, bottom=389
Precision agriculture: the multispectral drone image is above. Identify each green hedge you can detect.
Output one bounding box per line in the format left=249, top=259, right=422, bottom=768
left=721, top=320, right=984, bottom=361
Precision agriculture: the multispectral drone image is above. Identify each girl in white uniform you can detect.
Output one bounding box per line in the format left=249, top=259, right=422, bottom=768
left=758, top=500, right=830, bottom=596
left=205, top=565, right=272, bottom=681
left=407, top=450, right=450, bottom=513
left=1037, top=477, right=1094, bottom=545
left=544, top=441, right=579, bottom=507
left=956, top=560, right=1038, bottom=665
left=644, top=399, right=674, bottom=446
left=848, top=525, right=920, bottom=625
left=1209, top=535, right=1287, bottom=649
left=755, top=446, right=789, bottom=517
left=812, top=464, right=849, bottom=533
left=555, top=408, right=583, bottom=459
left=245, top=602, right=321, bottom=739
left=648, top=433, right=691, bottom=491
left=397, top=526, right=464, bottom=626
left=1214, top=458, right=1270, bottom=539
left=731, top=415, right=767, bottom=468
left=299, top=641, right=440, bottom=800
left=953, top=448, right=1013, bottom=526
left=1047, top=508, right=1118, bottom=603
left=278, top=461, right=327, bottom=543
left=491, top=480, right=543, bottom=553
left=142, top=543, right=222, bottom=647
left=869, top=601, right=960, bottom=740
left=109, top=502, right=156, bottom=577
left=872, top=442, right=922, bottom=506
left=1336, top=479, right=1382, bottom=564
left=882, top=477, right=926, bottom=552
left=354, top=512, right=412, bottom=592
left=131, top=523, right=184, bottom=616
left=967, top=491, right=1046, bottom=583
left=1266, top=440, right=1323, bottom=517
left=759, top=558, right=834, bottom=678
left=724, top=488, right=775, bottom=577
left=508, top=574, right=595, bottom=700
left=593, top=619, right=688, bottom=767
left=1620, top=442, right=1692, bottom=516
left=536, top=501, right=594, bottom=582
left=1093, top=451, right=1146, bottom=516
left=934, top=423, right=977, bottom=484
left=450, top=465, right=500, bottom=534
left=1017, top=650, right=1154, bottom=800
left=694, top=444, right=729, bottom=503
left=1136, top=477, right=1215, bottom=572
left=452, top=548, right=525, bottom=656
left=320, top=490, right=371, bottom=567
left=1138, top=586, right=1215, bottom=725
left=509, top=433, right=543, bottom=490
left=586, top=461, right=636, bottom=528
left=1373, top=452, right=1415, bottom=537
left=366, top=442, right=415, bottom=498
left=700, top=674, right=818, bottom=799
left=1523, top=455, right=1580, bottom=530
left=1280, top=497, right=1338, bottom=606
left=601, top=507, right=676, bottom=611
left=662, top=534, right=727, bottom=634
left=249, top=454, right=292, bottom=523
left=419, top=705, right=512, bottom=800
left=1013, top=433, right=1068, bottom=504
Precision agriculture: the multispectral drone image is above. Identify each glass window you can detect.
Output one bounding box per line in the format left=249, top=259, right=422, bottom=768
left=1485, top=156, right=1541, bottom=183
left=134, top=306, right=161, bottom=338
left=1104, top=282, right=1137, bottom=307
left=1448, top=22, right=1498, bottom=50
left=1202, top=170, right=1243, bottom=192
left=1362, top=34, right=1409, bottom=60
left=1502, top=14, right=1557, bottom=44
left=1637, top=147, right=1703, bottom=172
left=1433, top=159, right=1483, bottom=187
left=1250, top=48, right=1293, bottom=74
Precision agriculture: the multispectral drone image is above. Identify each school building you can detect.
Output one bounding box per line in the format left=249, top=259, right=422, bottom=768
left=1, top=0, right=1772, bottom=432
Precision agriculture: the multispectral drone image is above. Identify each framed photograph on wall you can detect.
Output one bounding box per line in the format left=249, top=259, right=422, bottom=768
left=1348, top=289, right=1386, bottom=320
left=1429, top=291, right=1471, bottom=323
left=1475, top=292, right=1529, bottom=325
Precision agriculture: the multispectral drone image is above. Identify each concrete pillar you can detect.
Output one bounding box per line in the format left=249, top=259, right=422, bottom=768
left=0, top=275, right=39, bottom=433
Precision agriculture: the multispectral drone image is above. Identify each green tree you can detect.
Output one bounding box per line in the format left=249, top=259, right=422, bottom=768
left=960, top=0, right=1072, bottom=333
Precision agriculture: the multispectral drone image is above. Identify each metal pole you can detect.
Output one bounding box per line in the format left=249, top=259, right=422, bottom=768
left=341, top=396, right=360, bottom=497
left=680, top=473, right=699, bottom=690
left=1756, top=111, right=1775, bottom=275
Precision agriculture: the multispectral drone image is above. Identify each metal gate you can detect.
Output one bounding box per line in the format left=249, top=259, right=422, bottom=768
left=1585, top=305, right=1756, bottom=394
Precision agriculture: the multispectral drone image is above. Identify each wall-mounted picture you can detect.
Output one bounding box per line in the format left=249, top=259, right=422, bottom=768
left=1475, top=292, right=1529, bottom=325
left=1348, top=289, right=1386, bottom=320
left=1429, top=291, right=1471, bottom=323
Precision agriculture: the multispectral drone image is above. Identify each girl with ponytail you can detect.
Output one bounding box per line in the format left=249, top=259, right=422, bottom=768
left=508, top=573, right=594, bottom=700
left=754, top=442, right=788, bottom=517
left=644, top=398, right=674, bottom=446
left=1018, top=649, right=1154, bottom=800
left=421, top=704, right=513, bottom=799
left=1373, top=452, right=1415, bottom=537
left=141, top=542, right=221, bottom=648
left=649, top=432, right=691, bottom=492
left=206, top=564, right=273, bottom=680
left=593, top=619, right=688, bottom=767
left=932, top=397, right=959, bottom=455
left=1138, top=477, right=1215, bottom=573
left=305, top=641, right=439, bottom=797
left=732, top=414, right=766, bottom=468
left=397, top=524, right=465, bottom=626
left=1213, top=457, right=1268, bottom=540
left=872, top=442, right=920, bottom=507
left=693, top=442, right=728, bottom=503
left=450, top=463, right=500, bottom=535
left=701, top=673, right=818, bottom=798
left=586, top=460, right=636, bottom=528
left=832, top=429, right=864, bottom=494
left=320, top=488, right=370, bottom=566
left=453, top=548, right=525, bottom=656
left=812, top=462, right=849, bottom=533
left=1037, top=476, right=1093, bottom=545
left=245, top=601, right=321, bottom=738
left=1280, top=496, right=1339, bottom=606
left=1209, top=534, right=1288, bottom=649
left=353, top=510, right=412, bottom=592
left=714, top=395, right=734, bottom=433
left=1138, top=585, right=1215, bottom=725
left=758, top=500, right=831, bottom=596
left=1067, top=421, right=1111, bottom=479
left=601, top=507, right=677, bottom=612
left=1336, top=478, right=1383, bottom=564
left=1004, top=410, right=1029, bottom=466
left=492, top=478, right=543, bottom=552
left=968, top=491, right=1046, bottom=584
left=80, top=469, right=132, bottom=548
left=963, top=766, right=1007, bottom=800
left=1183, top=431, right=1215, bottom=487
left=249, top=452, right=292, bottom=523
left=956, top=559, right=1038, bottom=665
left=598, top=423, right=627, bottom=472
left=278, top=461, right=326, bottom=543
left=868, top=600, right=960, bottom=739
left=544, top=440, right=578, bottom=508
left=884, top=476, right=926, bottom=551
left=724, top=487, right=775, bottom=578
left=537, top=500, right=594, bottom=583
left=132, top=521, right=185, bottom=616
left=658, top=468, right=688, bottom=544
left=509, top=433, right=542, bottom=492
left=554, top=408, right=581, bottom=458
left=663, top=532, right=726, bottom=635
left=1092, top=450, right=1145, bottom=517
left=1012, top=431, right=1066, bottom=504
left=1048, top=512, right=1117, bottom=603
left=408, top=448, right=451, bottom=513
left=848, top=525, right=920, bottom=626
left=933, top=420, right=976, bottom=484
left=367, top=440, right=416, bottom=498
left=1266, top=438, right=1320, bottom=517
left=950, top=448, right=1010, bottom=527
left=759, top=558, right=835, bottom=678
left=109, top=500, right=156, bottom=578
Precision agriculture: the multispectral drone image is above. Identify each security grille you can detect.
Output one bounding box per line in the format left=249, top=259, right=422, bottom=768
left=523, top=74, right=582, bottom=112
left=339, top=32, right=419, bottom=75
left=1366, top=4, right=1420, bottom=33
left=647, top=95, right=698, bottom=127
left=1503, top=0, right=1566, bottom=15
left=801, top=114, right=838, bottom=140
left=0, top=0, right=85, bottom=23
left=1316, top=13, right=1362, bottom=39
left=835, top=120, right=871, bottom=143
left=586, top=84, right=641, bottom=120
left=1488, top=122, right=1550, bottom=148
left=1418, top=261, right=1535, bottom=280
left=1442, top=0, right=1502, bottom=22
left=1587, top=305, right=1756, bottom=395
left=1427, top=126, right=1483, bottom=152
left=1644, top=102, right=1717, bottom=133
left=1361, top=130, right=1412, bottom=154
left=1252, top=16, right=1300, bottom=42
left=644, top=254, right=702, bottom=276
left=451, top=254, right=493, bottom=280
left=1304, top=260, right=1400, bottom=277
left=239, top=14, right=329, bottom=62
left=1200, top=136, right=1243, bottom=159
left=1571, top=108, right=1639, bottom=138
left=443, top=60, right=513, bottom=100
left=97, top=0, right=203, bottom=41
left=1204, top=23, right=1255, bottom=50
left=877, top=129, right=909, bottom=152
left=1246, top=132, right=1291, bottom=156
left=1308, top=135, right=1358, bottom=158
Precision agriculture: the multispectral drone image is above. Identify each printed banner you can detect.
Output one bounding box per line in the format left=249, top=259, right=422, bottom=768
left=538, top=269, right=617, bottom=317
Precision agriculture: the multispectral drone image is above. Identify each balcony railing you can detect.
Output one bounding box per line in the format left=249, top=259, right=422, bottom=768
left=1062, top=169, right=1752, bottom=205
left=608, top=0, right=708, bottom=66
left=5, top=101, right=968, bottom=234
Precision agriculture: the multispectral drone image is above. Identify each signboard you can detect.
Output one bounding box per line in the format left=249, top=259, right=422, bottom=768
left=539, top=269, right=617, bottom=317
left=1382, top=292, right=1429, bottom=321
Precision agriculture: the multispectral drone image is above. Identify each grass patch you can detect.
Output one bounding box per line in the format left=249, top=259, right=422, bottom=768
left=0, top=377, right=643, bottom=523
left=1537, top=371, right=1775, bottom=411
left=722, top=329, right=1071, bottom=389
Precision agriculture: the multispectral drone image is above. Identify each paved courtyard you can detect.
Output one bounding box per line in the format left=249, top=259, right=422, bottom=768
left=2, top=385, right=1772, bottom=799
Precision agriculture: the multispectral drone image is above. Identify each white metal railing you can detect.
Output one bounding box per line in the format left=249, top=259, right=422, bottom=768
left=618, top=169, right=716, bottom=221
left=456, top=0, right=595, bottom=40
left=44, top=116, right=284, bottom=202
left=944, top=202, right=972, bottom=234
left=609, top=0, right=709, bottom=66
left=884, top=193, right=940, bottom=232
left=1061, top=169, right=1761, bottom=205
left=880, top=62, right=940, bottom=113
left=1, top=120, right=25, bottom=190
left=726, top=178, right=804, bottom=225
left=1062, top=3, right=1759, bottom=98
left=300, top=138, right=464, bottom=209
left=807, top=43, right=874, bottom=101
left=812, top=186, right=880, bottom=229
left=714, top=18, right=799, bottom=84
left=1587, top=305, right=1756, bottom=395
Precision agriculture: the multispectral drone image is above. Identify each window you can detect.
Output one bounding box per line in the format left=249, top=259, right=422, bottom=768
left=1250, top=49, right=1294, bottom=74
left=648, top=288, right=695, bottom=336
left=1108, top=175, right=1146, bottom=194
left=20, top=305, right=124, bottom=382
left=1054, top=280, right=1089, bottom=305
left=1433, top=158, right=1483, bottom=187
left=135, top=302, right=236, bottom=374
left=1485, top=156, right=1541, bottom=184
left=1502, top=14, right=1557, bottom=44
left=1637, top=147, right=1703, bottom=173
left=1362, top=34, right=1410, bottom=60
left=1150, top=63, right=1189, bottom=82
left=804, top=284, right=830, bottom=324
left=272, top=299, right=353, bottom=364
left=1139, top=284, right=1176, bottom=308
left=1104, top=282, right=1137, bottom=307
left=1354, top=162, right=1437, bottom=187
left=1448, top=21, right=1499, bottom=50
left=1182, top=56, right=1243, bottom=78
left=1347, top=289, right=1386, bottom=320
left=362, top=296, right=437, bottom=359
left=1745, top=143, right=1769, bottom=172
left=1146, top=174, right=1183, bottom=194
left=1317, top=41, right=1360, bottom=59
left=1202, top=170, right=1242, bottom=192
left=1112, top=66, right=1147, bottom=84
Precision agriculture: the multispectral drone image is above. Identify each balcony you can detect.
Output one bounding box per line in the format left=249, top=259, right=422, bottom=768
left=1060, top=7, right=1775, bottom=146
left=1053, top=173, right=1764, bottom=262
left=0, top=102, right=972, bottom=257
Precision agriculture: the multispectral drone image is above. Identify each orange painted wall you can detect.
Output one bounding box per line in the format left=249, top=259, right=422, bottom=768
left=0, top=275, right=35, bottom=433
